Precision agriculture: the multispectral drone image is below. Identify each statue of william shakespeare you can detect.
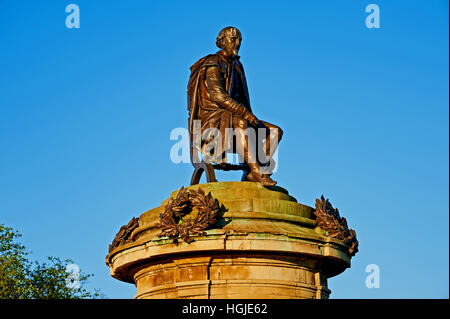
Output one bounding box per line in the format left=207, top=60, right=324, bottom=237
left=187, top=26, right=283, bottom=187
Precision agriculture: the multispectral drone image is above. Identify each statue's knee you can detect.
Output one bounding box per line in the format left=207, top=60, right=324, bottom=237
left=278, top=127, right=283, bottom=140
left=271, top=125, right=283, bottom=141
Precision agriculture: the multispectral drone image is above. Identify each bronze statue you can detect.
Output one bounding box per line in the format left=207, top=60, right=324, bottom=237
left=187, top=26, right=283, bottom=186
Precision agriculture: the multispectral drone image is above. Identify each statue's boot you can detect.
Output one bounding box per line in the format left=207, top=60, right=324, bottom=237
left=245, top=164, right=277, bottom=186
left=259, top=158, right=276, bottom=177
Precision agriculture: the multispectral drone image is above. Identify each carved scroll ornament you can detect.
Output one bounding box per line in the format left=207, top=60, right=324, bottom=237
left=314, top=195, right=359, bottom=256
left=109, top=217, right=139, bottom=253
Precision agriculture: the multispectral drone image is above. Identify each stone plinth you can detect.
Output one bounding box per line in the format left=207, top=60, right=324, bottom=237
left=106, top=182, right=354, bottom=299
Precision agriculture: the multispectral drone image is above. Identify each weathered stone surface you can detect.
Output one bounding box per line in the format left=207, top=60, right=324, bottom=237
left=106, top=182, right=355, bottom=299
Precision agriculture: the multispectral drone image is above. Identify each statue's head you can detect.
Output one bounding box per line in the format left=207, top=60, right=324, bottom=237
left=216, top=26, right=242, bottom=57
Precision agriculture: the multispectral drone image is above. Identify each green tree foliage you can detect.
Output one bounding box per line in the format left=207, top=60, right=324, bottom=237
left=0, top=224, right=102, bottom=299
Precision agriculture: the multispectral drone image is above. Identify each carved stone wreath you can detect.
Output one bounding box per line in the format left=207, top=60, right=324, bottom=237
left=157, top=187, right=220, bottom=243
left=314, top=195, right=359, bottom=257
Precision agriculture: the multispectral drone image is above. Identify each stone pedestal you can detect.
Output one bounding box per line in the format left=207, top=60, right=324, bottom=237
left=106, top=182, right=355, bottom=299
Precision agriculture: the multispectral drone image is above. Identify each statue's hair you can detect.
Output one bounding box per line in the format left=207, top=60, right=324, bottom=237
left=216, top=26, right=241, bottom=49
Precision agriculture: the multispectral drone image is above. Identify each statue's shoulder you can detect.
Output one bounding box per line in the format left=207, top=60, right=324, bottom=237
left=190, top=54, right=219, bottom=72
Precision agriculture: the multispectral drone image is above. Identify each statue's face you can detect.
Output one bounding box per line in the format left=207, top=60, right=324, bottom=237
left=222, top=28, right=242, bottom=56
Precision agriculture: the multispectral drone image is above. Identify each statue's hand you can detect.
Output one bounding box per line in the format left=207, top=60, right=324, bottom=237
left=244, top=112, right=259, bottom=127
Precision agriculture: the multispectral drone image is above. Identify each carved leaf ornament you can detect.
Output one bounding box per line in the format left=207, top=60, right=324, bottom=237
left=314, top=195, right=359, bottom=256
left=157, top=187, right=220, bottom=243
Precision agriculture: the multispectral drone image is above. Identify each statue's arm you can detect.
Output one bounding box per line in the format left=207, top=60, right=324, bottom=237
left=204, top=65, right=251, bottom=118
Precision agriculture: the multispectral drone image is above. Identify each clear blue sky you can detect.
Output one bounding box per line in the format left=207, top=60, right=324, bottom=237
left=0, top=0, right=448, bottom=299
